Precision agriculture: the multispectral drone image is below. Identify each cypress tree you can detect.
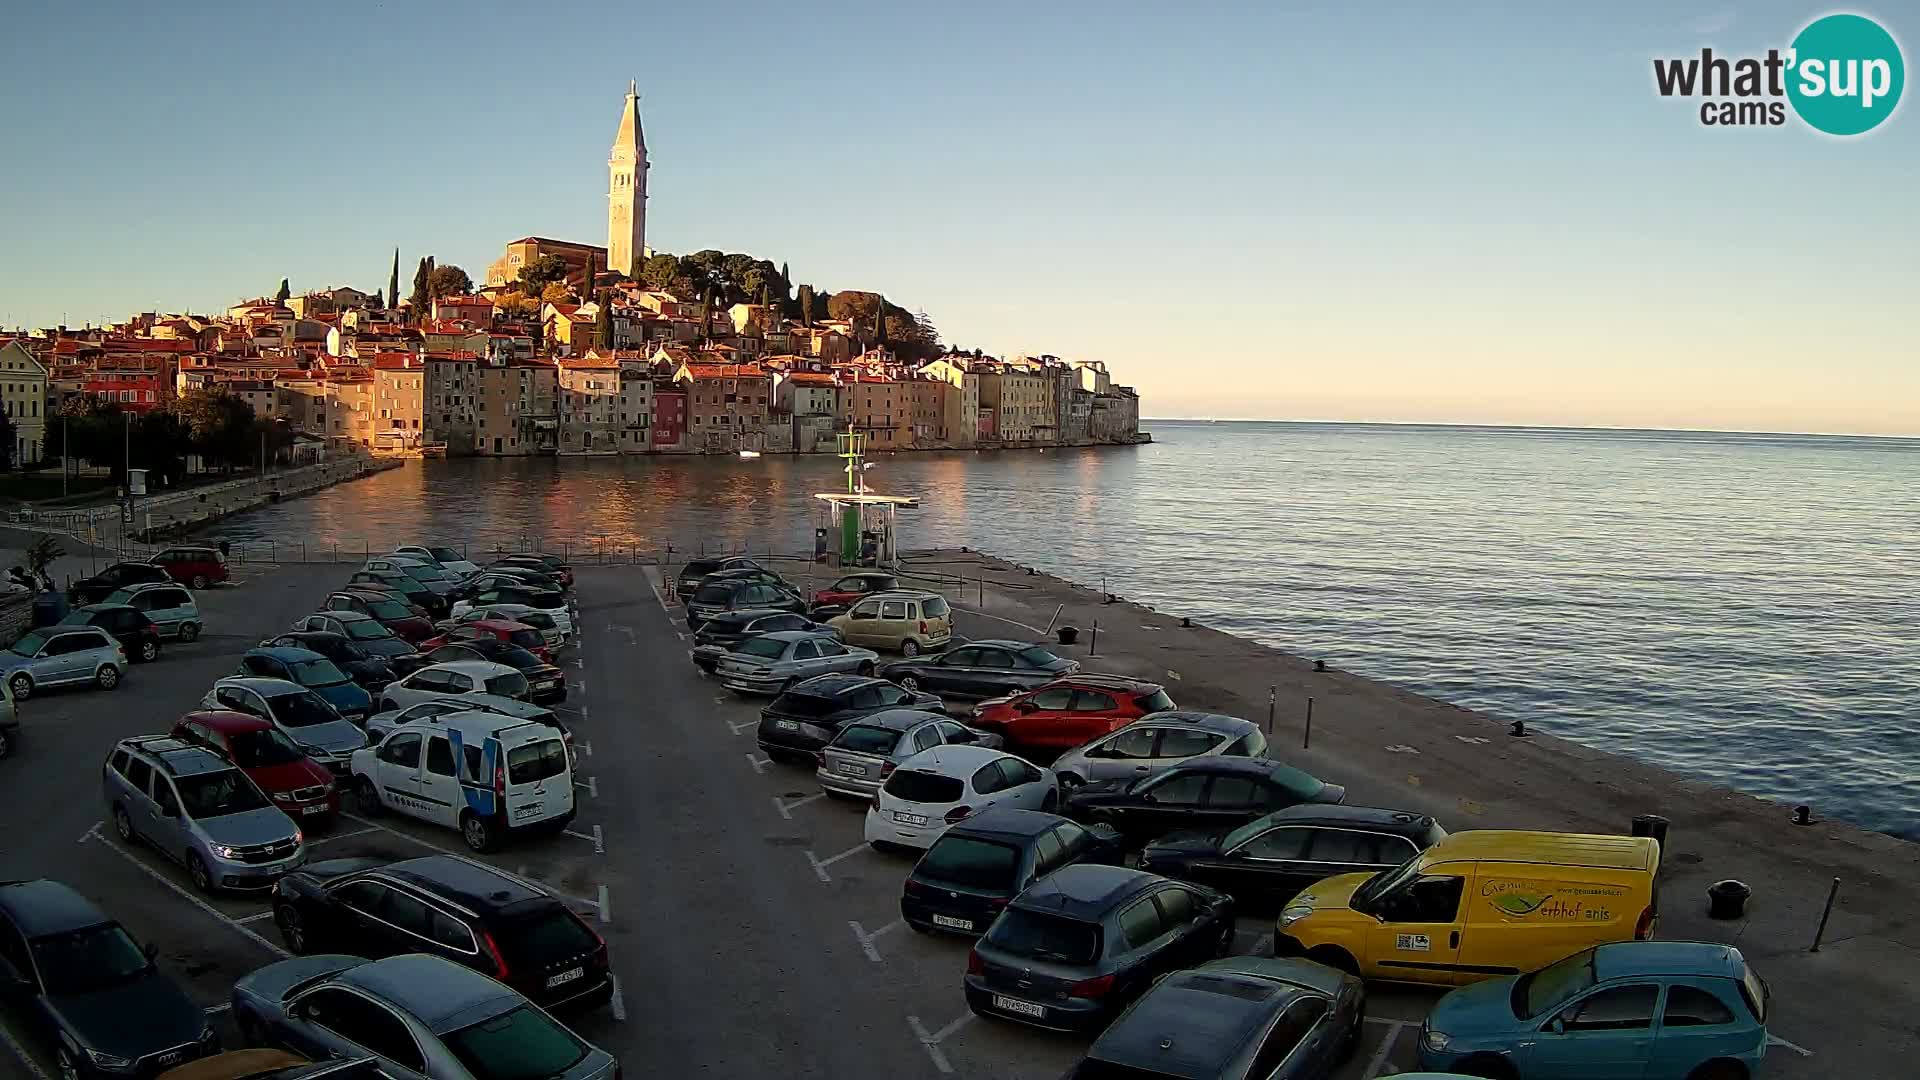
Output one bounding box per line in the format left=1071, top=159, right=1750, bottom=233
left=388, top=248, right=400, bottom=312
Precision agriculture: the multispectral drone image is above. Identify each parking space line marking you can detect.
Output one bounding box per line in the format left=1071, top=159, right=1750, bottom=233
left=1768, top=1034, right=1814, bottom=1057
left=746, top=752, right=772, bottom=774
left=305, top=826, right=380, bottom=846
left=234, top=911, right=277, bottom=925
left=713, top=695, right=729, bottom=705
left=78, top=819, right=102, bottom=843
left=727, top=717, right=758, bottom=735
left=204, top=1003, right=233, bottom=1015
left=554, top=705, right=587, bottom=718
left=609, top=975, right=627, bottom=1021
left=579, top=740, right=593, bottom=757
left=561, top=827, right=605, bottom=854
left=95, top=837, right=289, bottom=958
left=0, top=1017, right=50, bottom=1080
left=339, top=812, right=466, bottom=858
left=1361, top=1019, right=1417, bottom=1080
left=597, top=884, right=611, bottom=924
left=575, top=776, right=599, bottom=798
left=849, top=918, right=903, bottom=963
left=804, top=842, right=868, bottom=883
left=906, top=1013, right=972, bottom=1075
left=676, top=631, right=687, bottom=640
left=774, top=792, right=826, bottom=820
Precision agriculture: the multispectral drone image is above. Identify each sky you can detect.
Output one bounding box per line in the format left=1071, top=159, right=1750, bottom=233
left=1, top=2, right=1914, bottom=434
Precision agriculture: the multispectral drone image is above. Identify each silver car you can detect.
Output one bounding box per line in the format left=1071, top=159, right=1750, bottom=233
left=104, top=736, right=306, bottom=892
left=377, top=661, right=531, bottom=712
left=0, top=626, right=126, bottom=699
left=203, top=677, right=367, bottom=777
left=717, top=631, right=878, bottom=695
left=816, top=708, right=1003, bottom=799
left=1052, top=710, right=1270, bottom=789
left=233, top=953, right=617, bottom=1080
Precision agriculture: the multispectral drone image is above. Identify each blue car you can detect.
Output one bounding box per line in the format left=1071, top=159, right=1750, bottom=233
left=237, top=647, right=372, bottom=721
left=1418, top=941, right=1768, bottom=1080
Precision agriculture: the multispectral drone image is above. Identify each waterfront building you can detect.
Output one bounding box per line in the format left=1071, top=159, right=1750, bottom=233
left=650, top=386, right=688, bottom=450
left=424, top=354, right=480, bottom=452
left=915, top=357, right=978, bottom=448
left=0, top=340, right=49, bottom=466
left=838, top=372, right=908, bottom=451
left=674, top=362, right=771, bottom=453
left=617, top=366, right=653, bottom=452
left=372, top=355, right=424, bottom=449
left=558, top=353, right=623, bottom=454
left=607, top=81, right=650, bottom=278
left=775, top=370, right=841, bottom=454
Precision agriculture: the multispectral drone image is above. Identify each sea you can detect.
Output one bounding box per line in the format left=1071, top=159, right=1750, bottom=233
left=212, top=421, right=1920, bottom=839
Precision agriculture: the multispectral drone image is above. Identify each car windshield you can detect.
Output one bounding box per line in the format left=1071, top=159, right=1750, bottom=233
left=511, top=611, right=556, bottom=631
left=1222, top=815, right=1278, bottom=854
left=365, top=599, right=411, bottom=620
left=427, top=547, right=463, bottom=563
left=227, top=727, right=307, bottom=767
left=984, top=909, right=1101, bottom=965
left=692, top=585, right=735, bottom=605
left=1136, top=689, right=1177, bottom=712
left=10, top=631, right=48, bottom=657
left=442, top=1005, right=587, bottom=1080
left=268, top=691, right=340, bottom=728
left=1515, top=947, right=1599, bottom=1018
left=30, top=924, right=152, bottom=996
left=177, top=769, right=273, bottom=818
left=1015, top=646, right=1061, bottom=667
left=495, top=646, right=544, bottom=669
left=346, top=620, right=394, bottom=641
left=884, top=769, right=966, bottom=805
left=507, top=739, right=568, bottom=784
left=917, top=836, right=1021, bottom=890
left=288, top=658, right=350, bottom=687
left=507, top=629, right=544, bottom=649
left=1351, top=852, right=1425, bottom=911
left=832, top=724, right=901, bottom=755
left=736, top=638, right=789, bottom=660
left=409, top=566, right=450, bottom=582
left=486, top=671, right=531, bottom=698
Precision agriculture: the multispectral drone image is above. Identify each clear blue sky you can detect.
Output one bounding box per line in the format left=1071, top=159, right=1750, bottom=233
left=2, top=2, right=1914, bottom=433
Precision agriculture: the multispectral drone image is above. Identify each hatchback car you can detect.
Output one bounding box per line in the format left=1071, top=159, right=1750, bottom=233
left=104, top=736, right=307, bottom=892
left=965, top=864, right=1236, bottom=1031
left=347, top=570, right=446, bottom=616
left=378, top=661, right=532, bottom=712
left=171, top=711, right=340, bottom=825
left=271, top=855, right=612, bottom=1012
left=68, top=560, right=175, bottom=606
left=467, top=565, right=565, bottom=593
left=321, top=591, right=435, bottom=643
left=450, top=604, right=565, bottom=647
left=689, top=608, right=839, bottom=672
left=0, top=625, right=126, bottom=699
left=231, top=953, right=618, bottom=1080
left=450, top=586, right=571, bottom=637
left=289, top=611, right=424, bottom=669
left=59, top=602, right=164, bottom=662
left=421, top=639, right=565, bottom=704
left=674, top=556, right=762, bottom=596
left=202, top=678, right=367, bottom=777
left=238, top=647, right=374, bottom=721
left=0, top=879, right=216, bottom=1078
left=865, top=745, right=1058, bottom=851
left=972, top=675, right=1178, bottom=756
left=1054, top=710, right=1270, bottom=789
left=150, top=546, right=229, bottom=590
left=756, top=674, right=942, bottom=762
left=1418, top=942, right=1768, bottom=1080
left=816, top=708, right=1001, bottom=799
left=1068, top=956, right=1366, bottom=1080
left=828, top=591, right=953, bottom=656
left=262, top=632, right=406, bottom=689
left=881, top=639, right=1078, bottom=699
left=685, top=578, right=806, bottom=630
left=391, top=544, right=480, bottom=577
left=902, top=808, right=1124, bottom=936
left=1067, top=757, right=1347, bottom=843
left=104, top=581, right=203, bottom=642
left=810, top=571, right=899, bottom=616
left=1140, top=804, right=1448, bottom=908
left=363, top=557, right=457, bottom=595
left=717, top=631, right=879, bottom=695
left=422, top=618, right=554, bottom=663
left=492, top=555, right=574, bottom=590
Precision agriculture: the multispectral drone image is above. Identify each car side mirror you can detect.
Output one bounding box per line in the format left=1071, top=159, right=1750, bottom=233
left=1549, top=1016, right=1566, bottom=1035
left=1015, top=701, right=1037, bottom=713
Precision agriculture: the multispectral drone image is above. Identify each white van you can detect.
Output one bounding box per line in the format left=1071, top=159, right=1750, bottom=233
left=348, top=710, right=575, bottom=852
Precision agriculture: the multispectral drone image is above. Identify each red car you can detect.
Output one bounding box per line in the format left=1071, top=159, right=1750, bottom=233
left=323, top=590, right=435, bottom=642
left=419, top=619, right=553, bottom=664
left=812, top=571, right=900, bottom=611
left=169, top=710, right=340, bottom=825
left=149, top=545, right=228, bottom=590
left=970, top=675, right=1177, bottom=755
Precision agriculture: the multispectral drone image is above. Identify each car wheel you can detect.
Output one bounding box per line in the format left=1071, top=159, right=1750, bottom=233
left=857, top=661, right=875, bottom=677
left=138, top=640, right=159, bottom=662
left=191, top=574, right=209, bottom=590
left=1687, top=1062, right=1749, bottom=1080
left=900, top=639, right=921, bottom=657
left=461, top=812, right=496, bottom=852
left=55, top=1047, right=81, bottom=1080
left=1454, top=1055, right=1519, bottom=1080
left=898, top=675, right=920, bottom=692
left=179, top=622, right=201, bottom=642
left=113, top=805, right=134, bottom=842
left=276, top=903, right=308, bottom=954
left=96, top=665, right=121, bottom=690
left=355, top=777, right=383, bottom=815
left=8, top=674, right=31, bottom=701
left=188, top=853, right=214, bottom=893
left=1306, top=945, right=1359, bottom=976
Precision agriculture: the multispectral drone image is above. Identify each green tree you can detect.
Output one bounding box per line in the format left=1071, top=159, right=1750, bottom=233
left=539, top=281, right=574, bottom=304
left=275, top=278, right=291, bottom=303
left=517, top=254, right=571, bottom=294
left=595, top=302, right=614, bottom=350
left=427, top=264, right=473, bottom=299
left=0, top=409, right=15, bottom=470
left=827, top=290, right=882, bottom=329
left=797, top=284, right=815, bottom=328
left=408, top=258, right=431, bottom=312
left=388, top=248, right=400, bottom=312
left=680, top=249, right=725, bottom=297
left=640, top=253, right=681, bottom=292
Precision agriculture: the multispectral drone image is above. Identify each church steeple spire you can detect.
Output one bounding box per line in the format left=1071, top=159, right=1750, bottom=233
left=608, top=81, right=649, bottom=278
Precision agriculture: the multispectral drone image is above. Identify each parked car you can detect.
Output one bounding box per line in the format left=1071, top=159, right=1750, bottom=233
left=717, top=631, right=878, bottom=695
left=1053, top=710, right=1270, bottom=789
left=377, top=660, right=531, bottom=712
left=1066, top=757, right=1346, bottom=842
left=865, top=745, right=1058, bottom=851
left=827, top=591, right=953, bottom=656
left=420, top=618, right=554, bottom=664
left=171, top=711, right=340, bottom=826
left=881, top=639, right=1079, bottom=699
left=0, top=879, right=216, bottom=1078
left=675, top=556, right=762, bottom=596
left=347, top=571, right=446, bottom=617
left=1418, top=942, right=1768, bottom=1080
left=964, top=865, right=1236, bottom=1031
left=66, top=560, right=172, bottom=606
left=1140, top=805, right=1448, bottom=908
left=449, top=604, right=566, bottom=648
left=817, top=708, right=1001, bottom=799
left=362, top=696, right=575, bottom=768
left=462, top=567, right=564, bottom=597
left=449, top=585, right=572, bottom=637
left=289, top=611, right=425, bottom=670
left=700, top=566, right=792, bottom=592
left=0, top=680, right=17, bottom=759
left=339, top=582, right=433, bottom=620
left=230, top=953, right=617, bottom=1079
left=391, top=544, right=480, bottom=577
left=1068, top=956, right=1366, bottom=1080
left=238, top=647, right=374, bottom=721
left=902, top=808, right=1124, bottom=936
left=202, top=677, right=367, bottom=777
left=104, top=581, right=203, bottom=642
left=150, top=546, right=229, bottom=590
left=362, top=557, right=456, bottom=595
left=756, top=674, right=942, bottom=762
left=810, top=571, right=899, bottom=617
left=261, top=632, right=401, bottom=690
left=690, top=609, right=840, bottom=672
left=352, top=711, right=574, bottom=851
left=684, top=578, right=805, bottom=630
left=422, top=639, right=565, bottom=704
left=270, top=855, right=612, bottom=1012
left=321, top=591, right=435, bottom=643
left=156, top=1050, right=380, bottom=1080
left=492, top=554, right=573, bottom=589
left=971, top=675, right=1178, bottom=757
left=0, top=625, right=126, bottom=699
left=59, top=602, right=165, bottom=663
left=104, top=735, right=307, bottom=892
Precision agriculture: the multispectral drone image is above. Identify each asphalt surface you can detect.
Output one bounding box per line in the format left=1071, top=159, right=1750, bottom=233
left=0, top=562, right=1443, bottom=1079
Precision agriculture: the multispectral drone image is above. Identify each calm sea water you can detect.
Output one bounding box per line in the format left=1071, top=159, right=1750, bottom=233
left=215, top=422, right=1920, bottom=838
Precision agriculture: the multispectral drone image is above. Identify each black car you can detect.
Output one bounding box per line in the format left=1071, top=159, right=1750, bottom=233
left=269, top=855, right=612, bottom=1013
left=881, top=639, right=1080, bottom=699
left=1139, top=805, right=1448, bottom=909
left=756, top=674, right=942, bottom=761
left=674, top=556, right=763, bottom=597
left=702, top=566, right=792, bottom=590
left=686, top=578, right=806, bottom=629
left=1066, top=757, right=1347, bottom=843
left=903, top=809, right=1125, bottom=937
left=964, top=864, right=1235, bottom=1032
left=473, top=566, right=566, bottom=594
left=1066, top=956, right=1365, bottom=1080
left=690, top=608, right=839, bottom=672
left=346, top=571, right=446, bottom=616
left=459, top=584, right=567, bottom=619
left=493, top=554, right=574, bottom=589
left=261, top=631, right=401, bottom=691
left=0, top=879, right=217, bottom=1077
left=59, top=604, right=164, bottom=663
left=425, top=639, right=566, bottom=704
left=66, top=561, right=172, bottom=607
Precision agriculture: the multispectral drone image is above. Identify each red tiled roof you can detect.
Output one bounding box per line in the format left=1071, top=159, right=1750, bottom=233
left=784, top=372, right=838, bottom=386
left=681, top=363, right=767, bottom=380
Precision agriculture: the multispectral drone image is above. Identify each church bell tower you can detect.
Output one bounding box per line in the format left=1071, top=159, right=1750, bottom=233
left=608, top=81, right=649, bottom=279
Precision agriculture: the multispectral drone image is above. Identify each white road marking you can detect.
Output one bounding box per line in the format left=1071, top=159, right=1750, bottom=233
left=849, top=918, right=903, bottom=963
left=906, top=1013, right=973, bottom=1075
left=576, top=776, right=599, bottom=798
left=1385, top=744, right=1421, bottom=754
left=676, top=631, right=687, bottom=640
left=77, top=819, right=102, bottom=843
left=1768, top=1034, right=1815, bottom=1057
left=805, top=842, right=870, bottom=883
left=578, top=739, right=593, bottom=757
left=204, top=1003, right=233, bottom=1016
left=597, top=884, right=611, bottom=924
left=713, top=695, right=730, bottom=705
left=727, top=717, right=758, bottom=735
left=571, top=657, right=585, bottom=669
left=1454, top=735, right=1491, bottom=745
left=1362, top=1019, right=1415, bottom=1079
left=0, top=1017, right=50, bottom=1080
left=94, top=837, right=288, bottom=958
left=775, top=792, right=827, bottom=820
left=340, top=812, right=466, bottom=859
left=1166, top=669, right=1182, bottom=680
left=576, top=678, right=587, bottom=693
left=562, top=826, right=605, bottom=854
left=745, top=752, right=773, bottom=774
left=305, top=825, right=380, bottom=846
left=234, top=911, right=277, bottom=925
left=605, top=623, right=637, bottom=643
left=609, top=975, right=627, bottom=1021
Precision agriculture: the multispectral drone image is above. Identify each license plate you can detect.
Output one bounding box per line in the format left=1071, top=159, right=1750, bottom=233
left=547, top=966, right=584, bottom=988
left=156, top=1051, right=183, bottom=1067
left=514, top=803, right=543, bottom=819
left=893, top=811, right=929, bottom=825
left=301, top=804, right=327, bottom=815
left=992, top=995, right=1046, bottom=1018
left=836, top=762, right=865, bottom=776
left=932, top=914, right=974, bottom=931
left=776, top=720, right=798, bottom=730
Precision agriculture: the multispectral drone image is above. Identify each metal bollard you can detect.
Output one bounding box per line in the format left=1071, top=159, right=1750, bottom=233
left=1810, top=878, right=1841, bottom=952
left=1266, top=686, right=1275, bottom=734
left=1303, top=697, right=1314, bottom=749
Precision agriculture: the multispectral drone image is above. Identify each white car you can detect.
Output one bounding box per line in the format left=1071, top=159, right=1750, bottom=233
left=863, top=745, right=1058, bottom=851
left=350, top=709, right=574, bottom=852
left=451, top=603, right=567, bottom=648
left=376, top=660, right=531, bottom=712
left=391, top=544, right=481, bottom=577
left=450, top=592, right=575, bottom=639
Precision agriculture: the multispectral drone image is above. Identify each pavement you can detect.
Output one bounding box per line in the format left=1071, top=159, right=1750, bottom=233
left=0, top=554, right=1901, bottom=1078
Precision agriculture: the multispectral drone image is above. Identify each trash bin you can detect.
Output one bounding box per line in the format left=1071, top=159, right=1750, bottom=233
left=31, top=592, right=69, bottom=628
left=1707, top=879, right=1751, bottom=920
left=1057, top=626, right=1079, bottom=646
left=1631, top=814, right=1670, bottom=861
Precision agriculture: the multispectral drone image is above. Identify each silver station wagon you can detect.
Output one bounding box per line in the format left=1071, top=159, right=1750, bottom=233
left=717, top=631, right=878, bottom=695
left=816, top=707, right=1003, bottom=799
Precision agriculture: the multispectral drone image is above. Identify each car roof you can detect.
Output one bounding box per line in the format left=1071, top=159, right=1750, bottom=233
left=1196, top=955, right=1353, bottom=997
left=899, top=744, right=1008, bottom=775
left=326, top=610, right=377, bottom=622
left=1014, top=864, right=1160, bottom=918
left=180, top=710, right=273, bottom=734
left=710, top=607, right=798, bottom=622
left=834, top=571, right=896, bottom=580
left=113, top=581, right=183, bottom=595
left=278, top=631, right=348, bottom=644
left=1257, top=804, right=1439, bottom=835
left=462, top=619, right=530, bottom=632
left=216, top=676, right=308, bottom=698
left=420, top=708, right=559, bottom=737
left=842, top=708, right=949, bottom=733
left=0, top=880, right=111, bottom=937
left=337, top=954, right=516, bottom=1032
left=1093, top=959, right=1334, bottom=1074
left=863, top=589, right=943, bottom=601
left=1593, top=942, right=1742, bottom=980
left=1168, top=755, right=1297, bottom=777
left=249, top=646, right=325, bottom=662
left=120, top=735, right=233, bottom=777
left=376, top=856, right=556, bottom=917
left=760, top=629, right=833, bottom=643
left=959, top=638, right=1037, bottom=650
left=76, top=603, right=139, bottom=614
left=787, top=673, right=881, bottom=697
left=945, top=807, right=1070, bottom=842
left=1051, top=673, right=1161, bottom=692
left=418, top=660, right=518, bottom=678
left=1424, top=831, right=1658, bottom=871
left=1136, top=710, right=1256, bottom=733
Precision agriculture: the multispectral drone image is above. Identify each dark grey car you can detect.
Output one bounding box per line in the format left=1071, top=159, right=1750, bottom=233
left=232, top=952, right=617, bottom=1080
left=879, top=640, right=1080, bottom=700
left=689, top=609, right=839, bottom=672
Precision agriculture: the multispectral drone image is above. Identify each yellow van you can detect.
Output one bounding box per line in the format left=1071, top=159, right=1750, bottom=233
left=1273, top=830, right=1659, bottom=986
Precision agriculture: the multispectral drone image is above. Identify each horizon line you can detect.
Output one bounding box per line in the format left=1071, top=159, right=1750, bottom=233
left=1140, top=417, right=1920, bottom=441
